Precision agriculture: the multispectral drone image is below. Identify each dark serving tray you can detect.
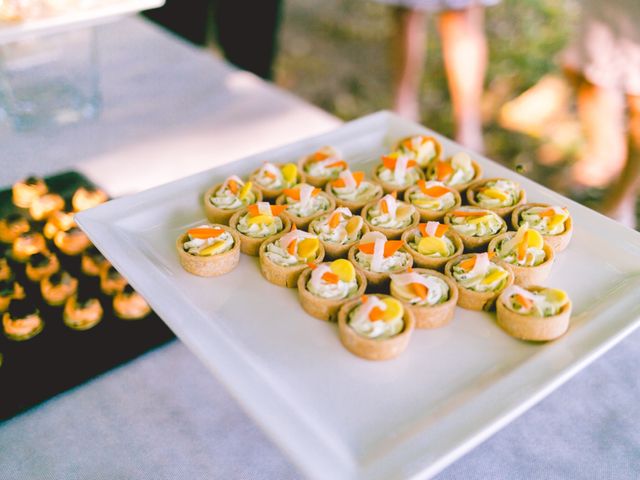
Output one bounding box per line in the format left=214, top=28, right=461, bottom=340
left=0, top=171, right=175, bottom=421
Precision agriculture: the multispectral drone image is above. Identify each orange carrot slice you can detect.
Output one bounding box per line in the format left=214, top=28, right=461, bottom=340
left=411, top=283, right=428, bottom=300
left=418, top=180, right=450, bottom=197
left=312, top=188, right=321, bottom=196
left=352, top=171, right=365, bottom=187
left=314, top=151, right=330, bottom=161
left=287, top=239, right=297, bottom=256
left=459, top=252, right=495, bottom=271
left=332, top=178, right=346, bottom=188
left=270, top=205, right=287, bottom=216
left=369, top=306, right=385, bottom=322
left=227, top=179, right=239, bottom=194
left=539, top=208, right=556, bottom=217
left=361, top=295, right=368, bottom=304
left=321, top=272, right=340, bottom=284
left=517, top=237, right=527, bottom=262
left=381, top=198, right=389, bottom=214
left=264, top=170, right=277, bottom=180
left=382, top=156, right=397, bottom=170
left=283, top=188, right=300, bottom=200
left=188, top=228, right=225, bottom=239
left=307, top=262, right=317, bottom=270
left=383, top=240, right=403, bottom=257
left=451, top=209, right=487, bottom=217
left=435, top=224, right=449, bottom=237
left=436, top=161, right=454, bottom=181
left=358, top=242, right=375, bottom=255
left=514, top=293, right=533, bottom=310
left=247, top=204, right=260, bottom=216
left=328, top=211, right=342, bottom=229
left=326, top=160, right=348, bottom=169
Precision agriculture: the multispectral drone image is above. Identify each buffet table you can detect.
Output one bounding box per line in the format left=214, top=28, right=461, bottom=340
left=1, top=16, right=640, bottom=480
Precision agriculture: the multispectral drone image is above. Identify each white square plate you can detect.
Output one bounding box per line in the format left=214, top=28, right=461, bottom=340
left=76, top=112, right=640, bottom=480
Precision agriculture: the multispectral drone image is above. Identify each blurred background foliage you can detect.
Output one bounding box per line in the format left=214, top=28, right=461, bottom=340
left=275, top=0, right=581, bottom=189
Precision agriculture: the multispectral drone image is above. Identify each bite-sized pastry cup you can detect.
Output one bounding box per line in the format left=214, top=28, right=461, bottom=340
left=466, top=177, right=526, bottom=219
left=403, top=185, right=462, bottom=222
left=25, top=252, right=60, bottom=282
left=29, top=193, right=65, bottom=221
left=2, top=308, right=43, bottom=341
left=337, top=294, right=415, bottom=361
left=41, top=273, right=78, bottom=307
left=176, top=225, right=241, bottom=277
left=203, top=182, right=263, bottom=225
left=511, top=203, right=573, bottom=252
left=297, top=154, right=343, bottom=188
left=0, top=214, right=30, bottom=244
left=444, top=254, right=514, bottom=311
left=401, top=228, right=464, bottom=271
left=249, top=163, right=305, bottom=201
left=443, top=212, right=508, bottom=252
left=275, top=191, right=336, bottom=230
left=228, top=208, right=292, bottom=256
left=297, top=267, right=367, bottom=322
left=54, top=228, right=92, bottom=256
left=371, top=166, right=424, bottom=199
left=258, top=232, right=325, bottom=288
left=113, top=288, right=151, bottom=320
left=347, top=245, right=413, bottom=292
left=309, top=222, right=370, bottom=261
left=12, top=176, right=47, bottom=209
left=324, top=182, right=384, bottom=215
left=63, top=296, right=103, bottom=331
left=393, top=135, right=443, bottom=164
left=11, top=232, right=46, bottom=262
left=390, top=268, right=459, bottom=329
left=496, top=287, right=572, bottom=341
left=425, top=159, right=483, bottom=193
left=487, top=234, right=555, bottom=287
left=361, top=202, right=420, bottom=240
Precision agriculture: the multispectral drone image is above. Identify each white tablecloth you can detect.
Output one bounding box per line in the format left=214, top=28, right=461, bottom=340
left=1, top=16, right=639, bottom=480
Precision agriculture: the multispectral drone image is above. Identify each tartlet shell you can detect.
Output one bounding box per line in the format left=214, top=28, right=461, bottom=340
left=511, top=202, right=573, bottom=252
left=444, top=254, right=514, bottom=311
left=337, top=294, right=415, bottom=361
left=466, top=177, right=527, bottom=219
left=229, top=208, right=292, bottom=256
left=259, top=232, right=326, bottom=288
left=324, top=182, right=383, bottom=215
left=403, top=184, right=462, bottom=222
left=496, top=288, right=572, bottom=341
left=275, top=191, right=336, bottom=230
left=487, top=233, right=555, bottom=287
left=297, top=154, right=344, bottom=188
left=424, top=159, right=483, bottom=193
left=347, top=245, right=413, bottom=292
left=361, top=201, right=420, bottom=240
left=297, top=266, right=367, bottom=322
left=401, top=228, right=464, bottom=271
left=203, top=183, right=263, bottom=225
left=371, top=165, right=424, bottom=199
left=308, top=214, right=370, bottom=260
left=249, top=163, right=305, bottom=201
left=389, top=268, right=459, bottom=329
left=176, top=225, right=241, bottom=277
left=443, top=210, right=508, bottom=251
left=393, top=135, right=443, bottom=166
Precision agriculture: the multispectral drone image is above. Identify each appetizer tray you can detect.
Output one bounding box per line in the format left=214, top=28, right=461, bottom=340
left=76, top=112, right=640, bottom=480
left=0, top=171, right=174, bottom=421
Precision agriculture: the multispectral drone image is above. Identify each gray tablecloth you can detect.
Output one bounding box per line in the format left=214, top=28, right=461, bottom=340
left=1, top=16, right=640, bottom=480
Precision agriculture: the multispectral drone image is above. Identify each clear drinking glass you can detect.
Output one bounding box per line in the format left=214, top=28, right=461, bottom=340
left=0, top=25, right=101, bottom=130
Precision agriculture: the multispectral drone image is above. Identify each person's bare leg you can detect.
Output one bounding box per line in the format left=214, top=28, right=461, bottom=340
left=438, top=6, right=486, bottom=152
left=571, top=80, right=626, bottom=187
left=391, top=7, right=426, bottom=122
left=601, top=94, right=640, bottom=228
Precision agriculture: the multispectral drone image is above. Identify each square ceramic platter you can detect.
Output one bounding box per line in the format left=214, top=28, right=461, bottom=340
left=76, top=111, right=640, bottom=480
left=0, top=0, right=165, bottom=44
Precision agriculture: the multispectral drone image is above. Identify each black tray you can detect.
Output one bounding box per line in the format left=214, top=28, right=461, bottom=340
left=0, top=171, right=175, bottom=421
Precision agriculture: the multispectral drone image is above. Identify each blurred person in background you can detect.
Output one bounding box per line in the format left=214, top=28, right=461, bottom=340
left=374, top=0, right=500, bottom=153
left=562, top=0, right=640, bottom=227
left=144, top=0, right=282, bottom=80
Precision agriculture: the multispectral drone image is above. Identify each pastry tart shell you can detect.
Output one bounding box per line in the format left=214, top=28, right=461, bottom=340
left=259, top=232, right=325, bottom=288
left=511, top=202, right=573, bottom=252
left=443, top=212, right=507, bottom=252
left=466, top=177, right=527, bottom=219
left=249, top=163, right=305, bottom=201
left=176, top=225, right=241, bottom=277
left=347, top=245, right=413, bottom=292
left=403, top=184, right=462, bottom=222
left=401, top=228, right=464, bottom=271
left=337, top=294, right=415, bottom=361
left=324, top=182, right=383, bottom=215
left=229, top=208, right=292, bottom=256
left=203, top=183, right=263, bottom=225
left=361, top=202, right=420, bottom=240
left=371, top=165, right=424, bottom=199
left=390, top=268, right=458, bottom=329
left=297, top=267, right=367, bottom=322
left=488, top=234, right=555, bottom=288
left=275, top=191, right=336, bottom=230
left=425, top=159, right=483, bottom=193
left=445, top=254, right=514, bottom=311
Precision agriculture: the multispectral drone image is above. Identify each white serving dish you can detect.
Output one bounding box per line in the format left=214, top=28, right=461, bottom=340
left=76, top=111, right=640, bottom=480
left=0, top=0, right=164, bottom=44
